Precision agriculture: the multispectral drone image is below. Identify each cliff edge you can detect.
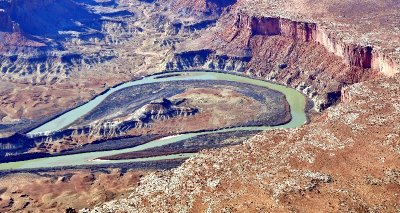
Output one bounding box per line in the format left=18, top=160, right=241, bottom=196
left=167, top=0, right=399, bottom=110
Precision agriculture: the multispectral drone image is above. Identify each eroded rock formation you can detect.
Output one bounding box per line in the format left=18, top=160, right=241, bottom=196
left=0, top=0, right=226, bottom=123
left=0, top=133, right=34, bottom=157
left=0, top=0, right=399, bottom=211
left=90, top=0, right=400, bottom=212
left=167, top=10, right=399, bottom=110
left=225, top=13, right=379, bottom=70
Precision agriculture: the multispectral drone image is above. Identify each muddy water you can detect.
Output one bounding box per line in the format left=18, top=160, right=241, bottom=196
left=0, top=71, right=307, bottom=171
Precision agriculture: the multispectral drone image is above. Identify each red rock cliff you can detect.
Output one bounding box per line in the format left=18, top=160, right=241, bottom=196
left=221, top=13, right=398, bottom=76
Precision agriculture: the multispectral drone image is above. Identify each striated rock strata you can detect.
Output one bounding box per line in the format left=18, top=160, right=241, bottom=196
left=167, top=3, right=399, bottom=110
left=224, top=13, right=398, bottom=75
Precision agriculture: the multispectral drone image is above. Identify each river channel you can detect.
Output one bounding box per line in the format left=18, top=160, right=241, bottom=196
left=0, top=71, right=307, bottom=171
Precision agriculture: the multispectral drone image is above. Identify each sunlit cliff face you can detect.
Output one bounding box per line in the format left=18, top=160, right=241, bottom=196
left=226, top=13, right=398, bottom=76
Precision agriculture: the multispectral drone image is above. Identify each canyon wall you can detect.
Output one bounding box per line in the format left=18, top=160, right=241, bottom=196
left=93, top=1, right=400, bottom=211
left=0, top=0, right=133, bottom=84
left=229, top=13, right=398, bottom=75
left=167, top=12, right=397, bottom=110
left=166, top=49, right=251, bottom=72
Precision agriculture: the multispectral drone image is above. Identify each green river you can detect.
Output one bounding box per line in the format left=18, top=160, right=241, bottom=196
left=0, top=71, right=307, bottom=171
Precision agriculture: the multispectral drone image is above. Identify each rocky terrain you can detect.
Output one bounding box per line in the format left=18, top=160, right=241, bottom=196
left=0, top=0, right=242, bottom=159
left=0, top=0, right=226, bottom=124
left=0, top=0, right=242, bottom=211
left=100, top=130, right=261, bottom=161
left=159, top=0, right=236, bottom=17
left=0, top=0, right=399, bottom=212
left=0, top=158, right=186, bottom=212
left=0, top=169, right=148, bottom=212
left=90, top=0, right=400, bottom=212
left=93, top=65, right=400, bottom=213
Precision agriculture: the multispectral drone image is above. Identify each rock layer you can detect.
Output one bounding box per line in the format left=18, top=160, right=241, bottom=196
left=168, top=10, right=395, bottom=110
left=232, top=14, right=377, bottom=70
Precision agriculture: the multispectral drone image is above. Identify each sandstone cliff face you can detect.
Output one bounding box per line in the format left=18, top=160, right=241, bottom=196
left=166, top=49, right=251, bottom=72
left=88, top=1, right=399, bottom=211
left=168, top=10, right=398, bottom=110
left=218, top=12, right=399, bottom=75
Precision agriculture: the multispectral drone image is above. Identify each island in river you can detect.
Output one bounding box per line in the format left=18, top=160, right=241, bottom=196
left=0, top=71, right=306, bottom=167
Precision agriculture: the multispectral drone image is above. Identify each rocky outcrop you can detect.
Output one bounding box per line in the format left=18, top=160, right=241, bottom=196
left=371, top=52, right=399, bottom=76
left=167, top=11, right=394, bottom=110
left=221, top=13, right=398, bottom=75
left=18, top=98, right=200, bottom=155
left=82, top=98, right=199, bottom=138
left=81, top=98, right=199, bottom=137
left=0, top=51, right=116, bottom=84
left=137, top=98, right=199, bottom=122
left=166, top=49, right=251, bottom=72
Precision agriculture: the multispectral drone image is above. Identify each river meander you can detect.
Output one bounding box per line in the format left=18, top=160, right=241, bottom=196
left=0, top=71, right=307, bottom=171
